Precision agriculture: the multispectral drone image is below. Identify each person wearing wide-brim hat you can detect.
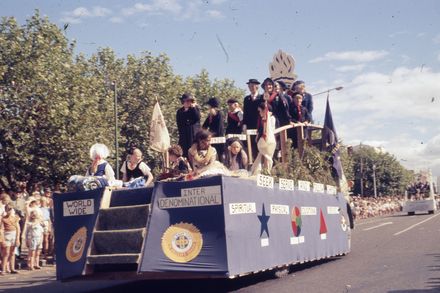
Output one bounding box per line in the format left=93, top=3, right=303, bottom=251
left=202, top=97, right=224, bottom=159
left=261, top=77, right=274, bottom=90
left=176, top=93, right=201, bottom=158
left=242, top=79, right=263, bottom=161
left=225, top=98, right=243, bottom=135
left=291, top=80, right=314, bottom=123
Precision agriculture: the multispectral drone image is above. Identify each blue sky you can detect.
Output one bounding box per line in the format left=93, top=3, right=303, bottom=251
left=2, top=0, right=440, bottom=176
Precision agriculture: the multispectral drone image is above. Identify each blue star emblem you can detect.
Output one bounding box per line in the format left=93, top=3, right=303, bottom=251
left=258, top=204, right=270, bottom=238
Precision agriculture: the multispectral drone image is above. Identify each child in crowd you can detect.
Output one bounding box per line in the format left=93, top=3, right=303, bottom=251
left=222, top=138, right=249, bottom=171
left=39, top=197, right=52, bottom=257
left=25, top=210, right=44, bottom=270
left=1, top=204, right=20, bottom=274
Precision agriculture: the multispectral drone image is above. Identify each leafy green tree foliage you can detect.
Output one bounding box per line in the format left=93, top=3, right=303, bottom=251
left=351, top=145, right=412, bottom=196
left=0, top=12, right=245, bottom=190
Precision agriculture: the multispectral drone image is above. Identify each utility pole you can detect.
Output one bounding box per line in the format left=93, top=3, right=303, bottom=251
left=373, top=164, right=377, bottom=197
left=113, top=81, right=119, bottom=180
left=360, top=157, right=364, bottom=196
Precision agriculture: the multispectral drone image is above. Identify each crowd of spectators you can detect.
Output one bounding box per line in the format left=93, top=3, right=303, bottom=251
left=350, top=195, right=403, bottom=220
left=0, top=181, right=60, bottom=275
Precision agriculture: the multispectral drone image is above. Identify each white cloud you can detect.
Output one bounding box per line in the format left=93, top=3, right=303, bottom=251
left=206, top=10, right=224, bottom=19
left=334, top=64, right=366, bottom=73
left=309, top=50, right=389, bottom=63
left=311, top=66, right=440, bottom=175
left=61, top=6, right=112, bottom=23
left=120, top=0, right=223, bottom=21
left=122, top=0, right=182, bottom=16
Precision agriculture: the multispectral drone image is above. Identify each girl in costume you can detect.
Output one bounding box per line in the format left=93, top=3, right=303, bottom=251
left=188, top=129, right=230, bottom=177
left=168, top=144, right=192, bottom=176
left=222, top=137, right=248, bottom=171
left=86, top=143, right=115, bottom=182
left=120, top=148, right=154, bottom=186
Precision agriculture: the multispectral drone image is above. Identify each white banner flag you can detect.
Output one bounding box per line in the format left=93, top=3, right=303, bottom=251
left=150, top=102, right=170, bottom=152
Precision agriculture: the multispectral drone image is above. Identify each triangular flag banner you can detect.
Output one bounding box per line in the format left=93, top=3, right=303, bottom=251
left=150, top=102, right=170, bottom=153
left=321, top=95, right=343, bottom=180
left=319, top=208, right=328, bottom=235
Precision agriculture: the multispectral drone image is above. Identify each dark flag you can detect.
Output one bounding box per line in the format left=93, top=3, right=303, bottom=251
left=321, top=94, right=343, bottom=180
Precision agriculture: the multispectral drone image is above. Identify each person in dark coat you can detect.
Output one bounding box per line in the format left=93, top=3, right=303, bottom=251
left=202, top=97, right=225, bottom=160
left=292, top=80, right=314, bottom=123
left=176, top=93, right=201, bottom=157
left=271, top=81, right=291, bottom=127
left=242, top=79, right=263, bottom=161
left=242, top=79, right=263, bottom=132
left=225, top=98, right=243, bottom=135
left=289, top=93, right=311, bottom=149
left=202, top=97, right=224, bottom=137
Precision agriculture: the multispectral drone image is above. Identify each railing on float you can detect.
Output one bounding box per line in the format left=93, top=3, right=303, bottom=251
left=210, top=123, right=324, bottom=164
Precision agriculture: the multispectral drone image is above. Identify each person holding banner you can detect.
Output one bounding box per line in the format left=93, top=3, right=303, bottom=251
left=176, top=93, right=201, bottom=157
left=251, top=103, right=276, bottom=175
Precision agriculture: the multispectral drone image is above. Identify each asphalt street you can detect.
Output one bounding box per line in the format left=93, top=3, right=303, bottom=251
left=1, top=212, right=439, bottom=293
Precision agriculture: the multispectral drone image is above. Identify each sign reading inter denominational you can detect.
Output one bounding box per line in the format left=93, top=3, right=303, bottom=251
left=63, top=199, right=94, bottom=216
left=158, top=185, right=222, bottom=209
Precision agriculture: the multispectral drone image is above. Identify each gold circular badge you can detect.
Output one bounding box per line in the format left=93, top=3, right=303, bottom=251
left=66, top=226, right=88, bottom=263
left=161, top=222, right=203, bottom=263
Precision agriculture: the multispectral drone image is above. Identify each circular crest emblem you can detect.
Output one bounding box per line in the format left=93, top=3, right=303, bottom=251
left=341, top=215, right=348, bottom=232
left=66, top=226, right=88, bottom=262
left=290, top=206, right=302, bottom=237
left=161, top=222, right=203, bottom=263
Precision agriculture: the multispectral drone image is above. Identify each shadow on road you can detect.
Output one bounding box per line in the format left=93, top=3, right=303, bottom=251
left=88, top=258, right=338, bottom=293
left=388, top=254, right=440, bottom=293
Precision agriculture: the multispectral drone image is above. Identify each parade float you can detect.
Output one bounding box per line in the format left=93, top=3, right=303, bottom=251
left=53, top=50, right=351, bottom=281
left=403, top=170, right=437, bottom=215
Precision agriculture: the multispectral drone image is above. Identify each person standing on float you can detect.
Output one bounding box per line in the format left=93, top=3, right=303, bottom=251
left=242, top=79, right=263, bottom=160
left=176, top=93, right=201, bottom=157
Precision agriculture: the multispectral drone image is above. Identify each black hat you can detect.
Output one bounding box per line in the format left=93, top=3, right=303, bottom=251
left=261, top=77, right=274, bottom=89
left=246, top=78, right=260, bottom=85
left=277, top=80, right=288, bottom=90
left=206, top=97, right=220, bottom=108
left=291, top=80, right=305, bottom=90
left=227, top=98, right=238, bottom=104
left=180, top=93, right=194, bottom=102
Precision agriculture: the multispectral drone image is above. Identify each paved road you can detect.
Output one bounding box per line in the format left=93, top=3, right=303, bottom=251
left=1, top=212, right=439, bottom=293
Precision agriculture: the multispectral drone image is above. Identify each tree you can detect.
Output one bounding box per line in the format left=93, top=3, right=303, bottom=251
left=351, top=145, right=412, bottom=196
left=0, top=12, right=246, bottom=190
